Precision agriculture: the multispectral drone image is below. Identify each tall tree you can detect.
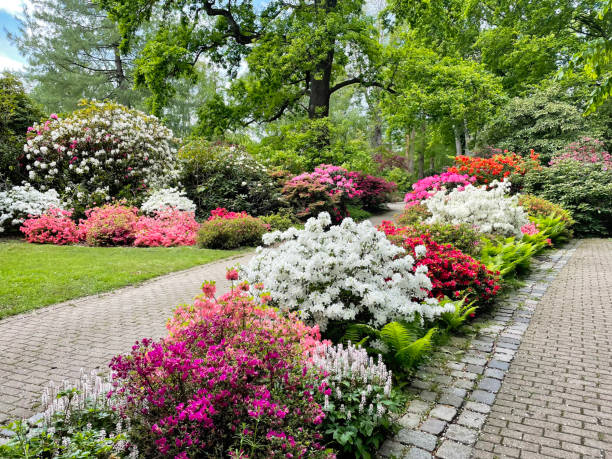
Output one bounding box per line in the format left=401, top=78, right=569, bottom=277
left=98, top=0, right=390, bottom=136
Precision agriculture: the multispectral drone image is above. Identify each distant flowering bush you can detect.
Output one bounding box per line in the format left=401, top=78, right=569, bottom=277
left=281, top=175, right=343, bottom=221
left=549, top=137, right=611, bottom=170
left=290, top=164, right=364, bottom=199
left=312, top=342, right=401, bottom=456
left=197, top=211, right=269, bottom=249
left=133, top=208, right=199, bottom=247
left=20, top=208, right=79, bottom=245
left=242, top=212, right=454, bottom=332
left=346, top=171, right=396, bottom=210
left=425, top=181, right=529, bottom=237
left=21, top=100, right=179, bottom=213
left=447, top=150, right=541, bottom=186
left=404, top=172, right=476, bottom=207
left=140, top=188, right=196, bottom=215
left=0, top=183, right=63, bottom=233
left=379, top=222, right=500, bottom=303
left=78, top=203, right=139, bottom=246
left=110, top=285, right=335, bottom=459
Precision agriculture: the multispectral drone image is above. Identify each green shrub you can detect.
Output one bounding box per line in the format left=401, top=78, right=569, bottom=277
left=522, top=161, right=612, bottom=237
left=346, top=204, right=372, bottom=222
left=395, top=204, right=431, bottom=226
left=530, top=214, right=571, bottom=246
left=398, top=222, right=483, bottom=256
left=180, top=139, right=284, bottom=218
left=197, top=216, right=268, bottom=249
left=259, top=210, right=302, bottom=231
left=0, top=73, right=44, bottom=184
left=518, top=194, right=574, bottom=227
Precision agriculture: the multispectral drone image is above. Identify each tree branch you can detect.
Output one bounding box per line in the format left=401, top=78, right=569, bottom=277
left=330, top=77, right=396, bottom=94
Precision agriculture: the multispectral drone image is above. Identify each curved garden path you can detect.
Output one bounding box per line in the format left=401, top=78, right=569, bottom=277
left=0, top=206, right=403, bottom=424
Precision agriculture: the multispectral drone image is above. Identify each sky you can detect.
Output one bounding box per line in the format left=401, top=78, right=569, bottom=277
left=0, top=0, right=29, bottom=71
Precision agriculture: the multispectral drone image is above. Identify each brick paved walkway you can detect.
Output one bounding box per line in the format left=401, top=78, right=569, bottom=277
left=474, top=239, right=612, bottom=458
left=0, top=252, right=253, bottom=423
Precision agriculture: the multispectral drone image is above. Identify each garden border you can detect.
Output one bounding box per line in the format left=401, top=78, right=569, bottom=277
left=378, top=240, right=580, bottom=458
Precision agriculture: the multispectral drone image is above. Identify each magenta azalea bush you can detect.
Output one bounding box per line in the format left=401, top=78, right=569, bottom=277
left=404, top=172, right=476, bottom=207
left=110, top=284, right=335, bottom=459
left=20, top=208, right=79, bottom=245
left=78, top=203, right=139, bottom=246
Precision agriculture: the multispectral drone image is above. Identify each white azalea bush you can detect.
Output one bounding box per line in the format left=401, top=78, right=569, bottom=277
left=0, top=183, right=63, bottom=232
left=425, top=180, right=529, bottom=237
left=242, top=212, right=454, bottom=331
left=140, top=188, right=196, bottom=215
left=21, top=100, right=180, bottom=213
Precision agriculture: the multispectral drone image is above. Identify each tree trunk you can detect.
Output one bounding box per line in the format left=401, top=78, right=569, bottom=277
left=307, top=51, right=334, bottom=119
left=405, top=128, right=415, bottom=174
left=417, top=123, right=426, bottom=179
left=371, top=120, right=383, bottom=149
left=429, top=155, right=435, bottom=171
left=464, top=118, right=471, bottom=156
left=453, top=124, right=463, bottom=156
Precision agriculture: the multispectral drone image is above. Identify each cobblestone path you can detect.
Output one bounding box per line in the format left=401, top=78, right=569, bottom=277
left=0, top=252, right=253, bottom=423
left=474, top=239, right=612, bottom=458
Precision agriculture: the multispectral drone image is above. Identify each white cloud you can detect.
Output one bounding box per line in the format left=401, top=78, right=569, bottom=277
left=0, top=54, right=24, bottom=71
left=0, top=0, right=31, bottom=16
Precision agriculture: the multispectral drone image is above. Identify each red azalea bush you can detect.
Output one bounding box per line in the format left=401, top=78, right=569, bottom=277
left=110, top=285, right=334, bottom=459
left=347, top=171, right=397, bottom=210
left=207, top=207, right=249, bottom=221
left=20, top=208, right=79, bottom=245
left=78, top=202, right=138, bottom=246
left=379, top=221, right=500, bottom=303
left=447, top=150, right=541, bottom=186
left=133, top=208, right=200, bottom=247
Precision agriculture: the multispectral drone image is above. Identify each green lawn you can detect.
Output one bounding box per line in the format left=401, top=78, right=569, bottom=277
left=0, top=242, right=248, bottom=319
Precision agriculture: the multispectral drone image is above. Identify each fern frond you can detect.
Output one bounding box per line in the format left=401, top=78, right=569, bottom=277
left=396, top=327, right=437, bottom=369
left=380, top=321, right=419, bottom=353
left=343, top=323, right=380, bottom=345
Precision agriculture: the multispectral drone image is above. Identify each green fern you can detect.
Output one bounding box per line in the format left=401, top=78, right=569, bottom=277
left=440, top=297, right=478, bottom=331
left=395, top=327, right=437, bottom=368
left=380, top=321, right=420, bottom=353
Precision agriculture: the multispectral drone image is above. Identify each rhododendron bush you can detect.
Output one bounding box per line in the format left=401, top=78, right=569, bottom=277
left=242, top=212, right=454, bottom=332
left=0, top=183, right=63, bottom=233
left=78, top=203, right=139, bottom=246
left=447, top=151, right=541, bottom=187
left=20, top=208, right=79, bottom=245
left=21, top=100, right=179, bottom=212
left=549, top=137, right=612, bottom=170
left=425, top=181, right=529, bottom=237
left=140, top=188, right=196, bottom=215
left=404, top=172, right=476, bottom=207
left=379, top=221, right=500, bottom=303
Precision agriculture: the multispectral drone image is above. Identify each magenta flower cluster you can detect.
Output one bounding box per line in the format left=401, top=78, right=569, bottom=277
left=110, top=286, right=336, bottom=459
left=404, top=172, right=476, bottom=207
left=289, top=164, right=363, bottom=199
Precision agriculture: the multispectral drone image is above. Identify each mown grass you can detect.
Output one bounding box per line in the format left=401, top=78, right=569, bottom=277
left=0, top=241, right=248, bottom=319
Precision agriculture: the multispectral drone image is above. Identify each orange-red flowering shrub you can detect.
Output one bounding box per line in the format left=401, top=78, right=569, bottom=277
left=448, top=151, right=541, bottom=186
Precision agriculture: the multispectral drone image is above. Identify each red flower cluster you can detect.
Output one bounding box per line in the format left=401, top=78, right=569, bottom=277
left=20, top=208, right=79, bottom=245
left=379, top=222, right=500, bottom=303
left=346, top=171, right=397, bottom=210
left=207, top=207, right=249, bottom=221
left=447, top=150, right=541, bottom=185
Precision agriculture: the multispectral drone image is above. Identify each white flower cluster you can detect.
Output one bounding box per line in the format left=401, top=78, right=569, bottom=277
left=242, top=212, right=453, bottom=331
left=140, top=188, right=196, bottom=214
left=22, top=100, right=180, bottom=209
left=0, top=183, right=62, bottom=232
left=312, top=342, right=392, bottom=421
left=425, top=180, right=529, bottom=237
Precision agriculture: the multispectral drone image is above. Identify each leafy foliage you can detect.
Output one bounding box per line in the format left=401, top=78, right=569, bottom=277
left=479, top=237, right=539, bottom=278
left=522, top=160, right=612, bottom=236
left=393, top=222, right=483, bottom=257
left=179, top=139, right=283, bottom=218
left=197, top=214, right=268, bottom=249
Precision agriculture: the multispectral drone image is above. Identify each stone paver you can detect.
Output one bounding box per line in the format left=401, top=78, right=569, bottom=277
left=0, top=252, right=253, bottom=423
left=474, top=239, right=612, bottom=458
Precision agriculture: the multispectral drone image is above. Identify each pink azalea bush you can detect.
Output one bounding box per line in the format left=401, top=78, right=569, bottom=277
left=110, top=281, right=335, bottom=459
left=20, top=208, right=79, bottom=245
left=520, top=222, right=539, bottom=236
left=133, top=208, right=200, bottom=247
left=78, top=203, right=139, bottom=246
left=289, top=164, right=363, bottom=199
left=207, top=207, right=249, bottom=221
left=404, top=172, right=476, bottom=207
left=549, top=137, right=612, bottom=170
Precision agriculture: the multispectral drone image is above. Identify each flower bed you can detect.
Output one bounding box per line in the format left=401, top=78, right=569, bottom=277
left=447, top=151, right=541, bottom=186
